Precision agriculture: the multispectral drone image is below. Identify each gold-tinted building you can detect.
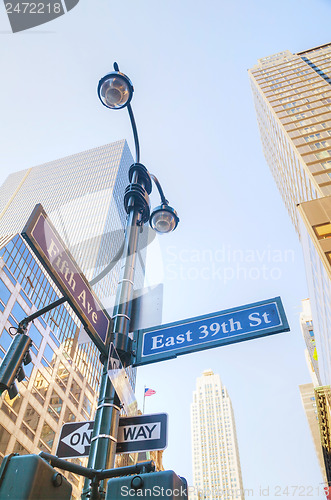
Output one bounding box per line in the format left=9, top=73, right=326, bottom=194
left=249, top=43, right=331, bottom=231
left=249, top=43, right=331, bottom=486
left=299, top=383, right=327, bottom=482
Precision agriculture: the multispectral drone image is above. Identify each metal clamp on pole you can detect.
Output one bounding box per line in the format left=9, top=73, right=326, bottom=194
left=91, top=434, right=117, bottom=444
left=96, top=403, right=121, bottom=412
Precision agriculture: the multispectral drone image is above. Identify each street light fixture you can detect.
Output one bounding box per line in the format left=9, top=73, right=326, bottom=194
left=150, top=204, right=179, bottom=234
left=83, top=63, right=179, bottom=500
left=97, top=71, right=134, bottom=110
left=98, top=62, right=179, bottom=233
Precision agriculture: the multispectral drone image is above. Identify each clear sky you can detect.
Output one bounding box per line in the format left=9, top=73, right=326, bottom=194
left=1, top=1, right=331, bottom=498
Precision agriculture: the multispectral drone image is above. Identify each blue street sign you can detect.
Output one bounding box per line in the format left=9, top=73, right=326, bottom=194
left=133, top=297, right=289, bottom=367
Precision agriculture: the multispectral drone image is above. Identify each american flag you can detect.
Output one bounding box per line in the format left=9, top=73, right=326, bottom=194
left=144, top=387, right=156, bottom=397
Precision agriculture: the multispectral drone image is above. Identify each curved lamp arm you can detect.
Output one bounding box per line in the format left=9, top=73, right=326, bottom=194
left=150, top=174, right=168, bottom=205
left=127, top=103, right=140, bottom=164
left=113, top=62, right=140, bottom=164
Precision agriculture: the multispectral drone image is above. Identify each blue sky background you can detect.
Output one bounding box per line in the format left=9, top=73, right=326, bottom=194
left=1, top=1, right=331, bottom=498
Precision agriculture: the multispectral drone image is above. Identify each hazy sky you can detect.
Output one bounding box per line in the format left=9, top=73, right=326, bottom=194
left=1, top=1, right=331, bottom=498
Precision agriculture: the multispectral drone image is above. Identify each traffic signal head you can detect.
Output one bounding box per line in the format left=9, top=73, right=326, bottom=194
left=0, top=333, right=32, bottom=399
left=0, top=454, right=72, bottom=499
left=106, top=470, right=188, bottom=499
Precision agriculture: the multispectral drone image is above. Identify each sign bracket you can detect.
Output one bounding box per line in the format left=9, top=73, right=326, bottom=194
left=17, top=296, right=67, bottom=333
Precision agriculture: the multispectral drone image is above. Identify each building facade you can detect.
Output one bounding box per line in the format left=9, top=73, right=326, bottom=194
left=248, top=43, right=331, bottom=229
left=249, top=43, right=331, bottom=486
left=0, top=141, right=145, bottom=497
left=298, top=196, right=331, bottom=386
left=191, top=370, right=244, bottom=500
left=300, top=298, right=321, bottom=387
left=299, top=299, right=328, bottom=481
left=299, top=383, right=327, bottom=483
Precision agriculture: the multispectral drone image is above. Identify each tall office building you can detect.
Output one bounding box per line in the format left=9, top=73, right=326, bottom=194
left=0, top=140, right=145, bottom=497
left=191, top=370, right=244, bottom=500
left=249, top=43, right=331, bottom=484
left=248, top=43, right=331, bottom=229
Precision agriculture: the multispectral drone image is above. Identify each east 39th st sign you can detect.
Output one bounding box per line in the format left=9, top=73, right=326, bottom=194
left=133, top=297, right=289, bottom=366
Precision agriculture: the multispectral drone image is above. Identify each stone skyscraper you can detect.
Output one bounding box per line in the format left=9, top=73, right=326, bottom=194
left=191, top=370, right=244, bottom=500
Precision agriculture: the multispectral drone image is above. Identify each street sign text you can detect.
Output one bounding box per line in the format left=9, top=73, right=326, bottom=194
left=56, top=413, right=168, bottom=458
left=22, top=204, right=111, bottom=354
left=133, top=297, right=289, bottom=366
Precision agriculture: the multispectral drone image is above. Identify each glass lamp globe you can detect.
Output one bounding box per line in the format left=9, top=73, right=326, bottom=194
left=150, top=205, right=179, bottom=234
left=98, top=72, right=133, bottom=110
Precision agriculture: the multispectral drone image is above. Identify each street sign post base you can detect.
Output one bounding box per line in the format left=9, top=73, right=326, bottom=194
left=0, top=454, right=72, bottom=499
left=105, top=470, right=188, bottom=499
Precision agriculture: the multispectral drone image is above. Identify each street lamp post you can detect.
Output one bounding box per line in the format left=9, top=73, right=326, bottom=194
left=82, top=64, right=179, bottom=500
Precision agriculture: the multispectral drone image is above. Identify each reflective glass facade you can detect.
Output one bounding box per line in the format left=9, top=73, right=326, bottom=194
left=0, top=141, right=143, bottom=498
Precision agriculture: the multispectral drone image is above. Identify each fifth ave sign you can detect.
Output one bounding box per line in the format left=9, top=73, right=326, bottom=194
left=133, top=297, right=289, bottom=366
left=22, top=204, right=111, bottom=354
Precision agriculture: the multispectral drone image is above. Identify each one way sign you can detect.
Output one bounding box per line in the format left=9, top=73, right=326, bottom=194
left=56, top=413, right=168, bottom=458
left=117, top=413, right=168, bottom=454
left=56, top=421, right=94, bottom=459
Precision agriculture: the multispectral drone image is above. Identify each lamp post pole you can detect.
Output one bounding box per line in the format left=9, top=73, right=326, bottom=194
left=82, top=165, right=150, bottom=499
left=82, top=64, right=179, bottom=500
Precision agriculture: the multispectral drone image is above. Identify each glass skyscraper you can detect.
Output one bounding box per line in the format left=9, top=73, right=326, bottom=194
left=191, top=370, right=244, bottom=500
left=0, top=140, right=144, bottom=498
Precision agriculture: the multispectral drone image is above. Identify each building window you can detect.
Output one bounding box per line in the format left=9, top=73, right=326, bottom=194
left=0, top=329, right=14, bottom=353
left=322, top=160, right=331, bottom=170
left=314, top=222, right=331, bottom=239
left=0, top=425, right=11, bottom=458
left=19, top=289, right=32, bottom=308
left=56, top=363, right=70, bottom=392
left=21, top=404, right=40, bottom=442
left=32, top=371, right=50, bottom=405
left=10, top=301, right=27, bottom=323
left=3, top=267, right=16, bottom=286
left=28, top=324, right=42, bottom=349
left=1, top=393, right=23, bottom=423
left=13, top=441, right=29, bottom=455
left=64, top=406, right=76, bottom=423
left=42, top=344, right=56, bottom=371
left=0, top=279, right=11, bottom=305
left=70, top=379, right=82, bottom=405
left=315, top=150, right=331, bottom=160
left=48, top=390, right=63, bottom=422
left=38, top=422, right=55, bottom=452
left=82, top=394, right=92, bottom=417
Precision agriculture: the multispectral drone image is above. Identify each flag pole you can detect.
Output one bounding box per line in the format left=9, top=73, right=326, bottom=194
left=143, top=385, right=146, bottom=414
